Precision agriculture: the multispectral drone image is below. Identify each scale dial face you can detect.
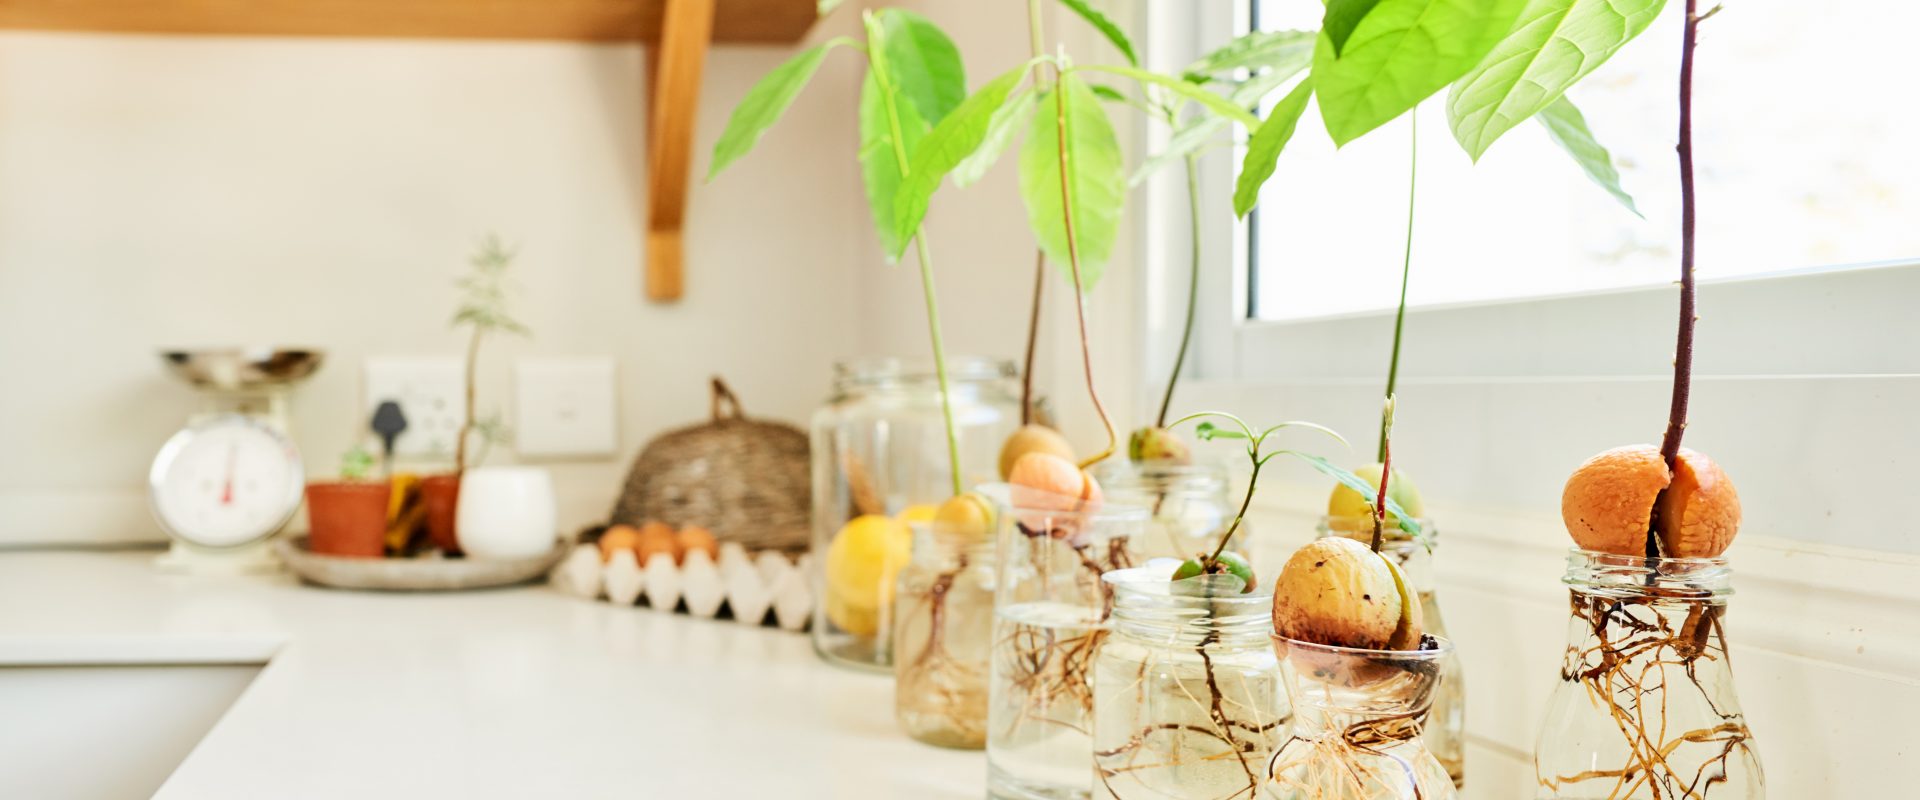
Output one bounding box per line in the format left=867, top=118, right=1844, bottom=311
left=150, top=414, right=306, bottom=549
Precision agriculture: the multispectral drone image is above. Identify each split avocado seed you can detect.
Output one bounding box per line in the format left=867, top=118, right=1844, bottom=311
left=1560, top=444, right=1741, bottom=558
left=1127, top=426, right=1192, bottom=464
left=1270, top=537, right=1424, bottom=651
left=1172, top=551, right=1256, bottom=593
left=1007, top=452, right=1103, bottom=539
left=998, top=424, right=1076, bottom=480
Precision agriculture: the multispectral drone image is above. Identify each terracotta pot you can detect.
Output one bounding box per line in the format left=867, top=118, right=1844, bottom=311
left=306, top=480, right=390, bottom=558
left=421, top=473, right=462, bottom=555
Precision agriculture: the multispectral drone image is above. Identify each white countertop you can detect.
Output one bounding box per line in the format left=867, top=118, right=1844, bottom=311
left=0, top=551, right=983, bottom=799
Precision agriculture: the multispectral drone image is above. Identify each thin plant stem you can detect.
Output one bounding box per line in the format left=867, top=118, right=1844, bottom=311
left=1659, top=0, right=1706, bottom=471
left=1372, top=424, right=1392, bottom=553
left=1052, top=65, right=1118, bottom=468
left=1155, top=152, right=1204, bottom=428
left=870, top=31, right=964, bottom=497
left=1020, top=0, right=1049, bottom=428
left=453, top=326, right=482, bottom=476
left=1379, top=112, right=1417, bottom=463
left=1207, top=456, right=1260, bottom=563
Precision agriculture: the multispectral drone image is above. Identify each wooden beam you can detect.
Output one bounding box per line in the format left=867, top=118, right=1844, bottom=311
left=643, top=0, right=715, bottom=302
left=0, top=0, right=814, bottom=44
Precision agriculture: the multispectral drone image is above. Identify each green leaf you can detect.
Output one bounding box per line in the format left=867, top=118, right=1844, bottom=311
left=1287, top=453, right=1423, bottom=537
left=890, top=62, right=1036, bottom=257
left=1233, top=78, right=1315, bottom=217
left=1535, top=95, right=1640, bottom=216
left=1054, top=0, right=1139, bottom=66
left=817, top=0, right=846, bottom=16
left=1447, top=0, right=1665, bottom=160
left=1312, top=0, right=1527, bottom=146
left=874, top=9, right=967, bottom=125
left=1323, top=0, right=1385, bottom=56
left=708, top=40, right=848, bottom=180
left=859, top=69, right=931, bottom=262
left=1195, top=421, right=1248, bottom=441
left=1077, top=64, right=1259, bottom=128
left=1089, top=84, right=1129, bottom=103
left=1130, top=116, right=1228, bottom=187
left=1185, top=29, right=1317, bottom=79
left=953, top=91, right=1037, bottom=187
left=1018, top=75, right=1125, bottom=289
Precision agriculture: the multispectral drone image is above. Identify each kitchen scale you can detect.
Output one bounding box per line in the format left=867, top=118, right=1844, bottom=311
left=149, top=348, right=323, bottom=573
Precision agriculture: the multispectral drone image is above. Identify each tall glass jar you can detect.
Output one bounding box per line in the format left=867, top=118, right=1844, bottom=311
left=810, top=357, right=1019, bottom=671
left=984, top=483, right=1147, bottom=800
left=1533, top=550, right=1764, bottom=799
left=1266, top=637, right=1457, bottom=800
left=1092, top=568, right=1287, bottom=800
left=893, top=522, right=997, bottom=749
left=1093, top=460, right=1237, bottom=562
left=1318, top=517, right=1464, bottom=787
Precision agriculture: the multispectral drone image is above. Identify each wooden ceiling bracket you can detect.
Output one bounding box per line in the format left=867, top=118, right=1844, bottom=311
left=643, top=0, right=716, bottom=303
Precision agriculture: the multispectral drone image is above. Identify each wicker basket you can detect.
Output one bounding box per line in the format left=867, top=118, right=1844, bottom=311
left=609, top=377, right=810, bottom=553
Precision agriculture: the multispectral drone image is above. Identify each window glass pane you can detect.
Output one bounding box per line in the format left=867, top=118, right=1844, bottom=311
left=1248, top=1, right=1920, bottom=320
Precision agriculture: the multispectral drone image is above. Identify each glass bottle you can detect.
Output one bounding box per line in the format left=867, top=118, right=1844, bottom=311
left=893, top=522, right=997, bottom=749
left=1093, top=460, right=1238, bottom=562
left=1533, top=550, right=1764, bottom=799
left=1092, top=568, right=1287, bottom=800
left=984, top=483, right=1148, bottom=800
left=1318, top=516, right=1464, bottom=787
left=809, top=357, right=1019, bottom=671
left=1265, top=637, right=1458, bottom=800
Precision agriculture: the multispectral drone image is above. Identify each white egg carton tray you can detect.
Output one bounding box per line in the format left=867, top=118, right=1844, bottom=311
left=549, top=541, right=813, bottom=631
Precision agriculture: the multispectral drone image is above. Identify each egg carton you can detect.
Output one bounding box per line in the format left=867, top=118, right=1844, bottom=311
left=549, top=541, right=812, bottom=631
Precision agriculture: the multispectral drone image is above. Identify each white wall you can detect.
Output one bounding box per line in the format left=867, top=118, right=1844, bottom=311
left=0, top=23, right=875, bottom=544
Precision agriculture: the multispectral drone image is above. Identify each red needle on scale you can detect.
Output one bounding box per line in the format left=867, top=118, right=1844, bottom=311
left=220, top=444, right=236, bottom=505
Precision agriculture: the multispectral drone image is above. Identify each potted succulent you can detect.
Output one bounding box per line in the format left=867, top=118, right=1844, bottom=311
left=422, top=235, right=528, bottom=555
left=304, top=445, right=388, bottom=558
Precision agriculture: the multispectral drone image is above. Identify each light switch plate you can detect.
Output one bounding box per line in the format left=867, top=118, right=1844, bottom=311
left=514, top=356, right=617, bottom=459
left=363, top=356, right=467, bottom=458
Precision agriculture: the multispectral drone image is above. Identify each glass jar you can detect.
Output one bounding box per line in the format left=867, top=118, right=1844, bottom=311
left=1092, top=568, right=1287, bottom=800
left=984, top=484, right=1147, bottom=800
left=893, top=523, right=997, bottom=749
left=810, top=357, right=1019, bottom=671
left=1093, top=460, right=1237, bottom=562
left=1265, top=637, right=1457, bottom=800
left=1318, top=516, right=1464, bottom=787
left=1533, top=550, right=1765, bottom=799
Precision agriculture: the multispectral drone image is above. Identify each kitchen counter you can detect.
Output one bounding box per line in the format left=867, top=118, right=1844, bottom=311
left=0, top=551, right=982, bottom=798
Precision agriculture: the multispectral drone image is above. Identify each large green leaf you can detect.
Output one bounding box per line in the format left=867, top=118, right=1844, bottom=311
left=1323, top=0, right=1386, bottom=56
left=1312, top=0, right=1527, bottom=146
left=1535, top=95, right=1640, bottom=216
left=1186, top=29, right=1317, bottom=79
left=1055, top=0, right=1138, bottom=66
left=875, top=9, right=967, bottom=125
left=707, top=39, right=850, bottom=180
left=1019, top=75, right=1125, bottom=289
left=953, top=91, right=1037, bottom=187
left=859, top=69, right=931, bottom=261
left=1447, top=0, right=1664, bottom=160
left=889, top=62, right=1037, bottom=257
left=1234, top=78, right=1315, bottom=217
left=1077, top=64, right=1259, bottom=128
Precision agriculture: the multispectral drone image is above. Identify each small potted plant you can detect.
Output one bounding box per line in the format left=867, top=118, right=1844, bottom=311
left=304, top=445, right=388, bottom=558
left=422, top=235, right=529, bottom=555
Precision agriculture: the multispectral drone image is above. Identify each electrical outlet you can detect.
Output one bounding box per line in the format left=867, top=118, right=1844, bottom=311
left=363, top=356, right=466, bottom=458
left=515, top=356, right=617, bottom=459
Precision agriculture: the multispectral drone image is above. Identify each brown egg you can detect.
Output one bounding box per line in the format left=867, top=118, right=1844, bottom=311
left=1560, top=445, right=1671, bottom=556
left=598, top=524, right=641, bottom=563
left=1656, top=450, right=1741, bottom=558
left=1271, top=537, right=1405, bottom=650
left=998, top=424, right=1076, bottom=480
left=676, top=526, right=720, bottom=563
left=636, top=521, right=679, bottom=566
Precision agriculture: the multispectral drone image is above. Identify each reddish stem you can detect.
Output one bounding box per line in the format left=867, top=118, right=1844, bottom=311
left=1660, top=0, right=1705, bottom=471
left=1372, top=434, right=1392, bottom=553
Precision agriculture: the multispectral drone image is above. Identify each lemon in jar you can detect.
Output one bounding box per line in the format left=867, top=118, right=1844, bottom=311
left=824, top=514, right=912, bottom=635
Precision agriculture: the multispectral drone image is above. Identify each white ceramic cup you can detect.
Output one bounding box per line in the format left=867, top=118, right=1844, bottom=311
left=455, top=466, right=558, bottom=559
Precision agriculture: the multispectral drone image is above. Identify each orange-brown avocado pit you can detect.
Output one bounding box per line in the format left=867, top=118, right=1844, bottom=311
left=1006, top=452, right=1103, bottom=539
left=1561, top=444, right=1741, bottom=558
left=1270, top=537, right=1423, bottom=651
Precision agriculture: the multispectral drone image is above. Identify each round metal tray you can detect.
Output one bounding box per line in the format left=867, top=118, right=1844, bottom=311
left=276, top=536, right=566, bottom=592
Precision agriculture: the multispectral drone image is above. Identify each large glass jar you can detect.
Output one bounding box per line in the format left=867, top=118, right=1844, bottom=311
left=1266, top=637, right=1457, bottom=800
left=1318, top=516, right=1464, bottom=787
left=984, top=483, right=1147, bottom=800
left=1092, top=568, right=1287, bottom=800
left=893, top=522, right=997, bottom=749
left=1533, top=550, right=1764, bottom=799
left=810, top=357, right=1019, bottom=671
left=1093, top=460, right=1237, bottom=562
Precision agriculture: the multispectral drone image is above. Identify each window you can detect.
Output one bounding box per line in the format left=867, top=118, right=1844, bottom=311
left=1245, top=1, right=1920, bottom=320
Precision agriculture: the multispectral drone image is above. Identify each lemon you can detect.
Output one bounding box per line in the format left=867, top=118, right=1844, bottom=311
left=897, top=504, right=939, bottom=525
left=824, top=514, right=912, bottom=635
